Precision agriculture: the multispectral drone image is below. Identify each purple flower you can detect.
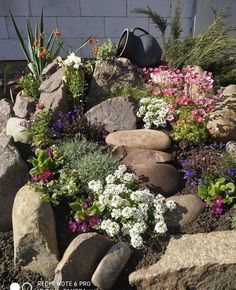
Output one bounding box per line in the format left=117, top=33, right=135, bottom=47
left=183, top=170, right=193, bottom=179
left=68, top=220, right=78, bottom=232
left=80, top=222, right=88, bottom=233
left=191, top=180, right=197, bottom=186
left=214, top=206, right=223, bottom=216
left=81, top=202, right=88, bottom=209
left=178, top=159, right=184, bottom=166
left=228, top=168, right=236, bottom=176
left=47, top=147, right=53, bottom=157
left=198, top=180, right=204, bottom=185
left=20, top=119, right=30, bottom=128
left=88, top=216, right=100, bottom=227
left=185, top=161, right=191, bottom=167
left=204, top=203, right=210, bottom=209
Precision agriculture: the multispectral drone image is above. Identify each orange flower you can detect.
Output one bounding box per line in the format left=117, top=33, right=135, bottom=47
left=39, top=32, right=45, bottom=38
left=39, top=47, right=47, bottom=59
left=53, top=29, right=61, bottom=38
left=34, top=40, right=39, bottom=47
left=92, top=47, right=99, bottom=55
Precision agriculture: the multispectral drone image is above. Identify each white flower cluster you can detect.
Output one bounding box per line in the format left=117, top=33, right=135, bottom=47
left=88, top=165, right=176, bottom=249
left=58, top=53, right=83, bottom=69
left=137, top=97, right=170, bottom=129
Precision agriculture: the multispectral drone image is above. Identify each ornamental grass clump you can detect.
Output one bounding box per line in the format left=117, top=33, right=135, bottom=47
left=73, top=165, right=176, bottom=249
left=138, top=65, right=222, bottom=143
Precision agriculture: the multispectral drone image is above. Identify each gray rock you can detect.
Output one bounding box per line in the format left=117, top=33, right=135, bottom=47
left=129, top=231, right=236, bottom=290
left=13, top=90, right=35, bottom=118
left=13, top=185, right=59, bottom=278
left=0, top=136, right=28, bottom=231
left=38, top=63, right=68, bottom=118
left=6, top=117, right=30, bottom=144
left=85, top=96, right=138, bottom=132
left=223, top=84, right=236, bottom=96
left=207, top=94, right=236, bottom=141
left=132, top=163, right=180, bottom=195
left=39, top=66, right=65, bottom=93
left=0, top=98, right=14, bottom=133
left=41, top=60, right=60, bottom=80
left=106, top=129, right=171, bottom=151
left=87, top=58, right=144, bottom=107
left=112, top=146, right=172, bottom=166
left=54, top=233, right=113, bottom=289
left=165, top=194, right=204, bottom=230
left=92, top=242, right=131, bottom=290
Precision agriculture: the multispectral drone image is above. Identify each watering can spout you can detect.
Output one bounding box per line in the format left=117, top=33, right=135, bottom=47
left=116, top=27, right=162, bottom=68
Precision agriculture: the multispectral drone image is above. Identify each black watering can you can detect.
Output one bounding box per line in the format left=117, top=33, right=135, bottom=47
left=116, top=27, right=162, bottom=68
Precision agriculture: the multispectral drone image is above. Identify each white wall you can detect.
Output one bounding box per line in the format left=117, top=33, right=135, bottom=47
left=0, top=0, right=195, bottom=60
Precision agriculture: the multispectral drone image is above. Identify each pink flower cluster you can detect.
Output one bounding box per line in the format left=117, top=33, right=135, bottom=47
left=144, top=65, right=222, bottom=125
left=213, top=196, right=224, bottom=216
left=31, top=169, right=53, bottom=183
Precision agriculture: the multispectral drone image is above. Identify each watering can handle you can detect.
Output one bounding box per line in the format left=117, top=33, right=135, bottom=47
left=131, top=27, right=149, bottom=35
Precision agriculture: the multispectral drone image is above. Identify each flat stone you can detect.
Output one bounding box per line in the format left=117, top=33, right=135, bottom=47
left=106, top=129, right=171, bottom=151
left=13, top=90, right=35, bottom=118
left=129, top=231, right=236, bottom=290
left=207, top=94, right=236, bottom=141
left=0, top=136, right=28, bottom=231
left=6, top=117, right=30, bottom=144
left=223, top=84, right=236, bottom=96
left=112, top=146, right=172, bottom=166
left=54, top=233, right=113, bottom=289
left=132, top=163, right=180, bottom=195
left=165, top=194, right=204, bottom=230
left=13, top=185, right=59, bottom=278
left=0, top=98, right=14, bottom=133
left=87, top=58, right=144, bottom=108
left=85, top=96, right=138, bottom=132
left=92, top=242, right=131, bottom=290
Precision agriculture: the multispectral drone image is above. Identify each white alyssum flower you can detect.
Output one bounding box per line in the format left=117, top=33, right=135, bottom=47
left=89, top=166, right=172, bottom=249
left=130, top=235, right=143, bottom=248
left=88, top=180, right=103, bottom=193
left=137, top=97, right=170, bottom=129
left=165, top=200, right=176, bottom=211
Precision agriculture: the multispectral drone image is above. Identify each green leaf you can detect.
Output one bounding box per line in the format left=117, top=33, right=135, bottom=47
left=9, top=10, right=30, bottom=62
left=70, top=201, right=81, bottom=212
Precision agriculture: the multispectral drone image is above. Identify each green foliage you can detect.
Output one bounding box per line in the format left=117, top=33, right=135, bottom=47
left=172, top=119, right=208, bottom=144
left=105, top=84, right=150, bottom=101
left=27, top=109, right=54, bottom=148
left=132, top=6, right=167, bottom=46
left=65, top=68, right=86, bottom=107
left=198, top=177, right=236, bottom=205
left=70, top=199, right=102, bottom=220
left=17, top=73, right=41, bottom=101
left=32, top=167, right=79, bottom=204
left=229, top=206, right=236, bottom=229
left=28, top=145, right=64, bottom=176
left=10, top=9, right=63, bottom=79
left=92, top=39, right=117, bottom=60
left=58, top=136, right=119, bottom=187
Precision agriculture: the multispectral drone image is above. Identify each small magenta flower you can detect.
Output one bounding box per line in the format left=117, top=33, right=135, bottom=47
left=68, top=220, right=78, bottom=232
left=80, top=222, right=88, bottom=233
left=81, top=202, right=88, bottom=209
left=214, top=206, right=223, bottom=216
left=47, top=147, right=53, bottom=157
left=215, top=196, right=223, bottom=207
left=88, top=216, right=100, bottom=227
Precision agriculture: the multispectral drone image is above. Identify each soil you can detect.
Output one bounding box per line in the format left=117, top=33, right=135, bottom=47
left=0, top=141, right=234, bottom=290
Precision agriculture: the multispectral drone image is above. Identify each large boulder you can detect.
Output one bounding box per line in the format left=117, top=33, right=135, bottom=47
left=129, top=231, right=236, bottom=290
left=0, top=98, right=14, bottom=134
left=106, top=129, right=171, bottom=151
left=13, top=185, right=59, bottom=278
left=87, top=58, right=144, bottom=108
left=165, top=194, right=204, bottom=231
left=112, top=146, right=172, bottom=166
left=85, top=96, right=139, bottom=132
left=207, top=94, right=236, bottom=141
left=0, top=136, right=28, bottom=231
left=6, top=117, right=30, bottom=144
left=37, top=62, right=68, bottom=118
left=132, top=163, right=180, bottom=195
left=54, top=233, right=113, bottom=289
left=13, top=90, right=35, bottom=118
left=92, top=242, right=131, bottom=290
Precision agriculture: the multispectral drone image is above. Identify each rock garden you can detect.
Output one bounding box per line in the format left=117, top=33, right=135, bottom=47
left=1, top=4, right=236, bottom=290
